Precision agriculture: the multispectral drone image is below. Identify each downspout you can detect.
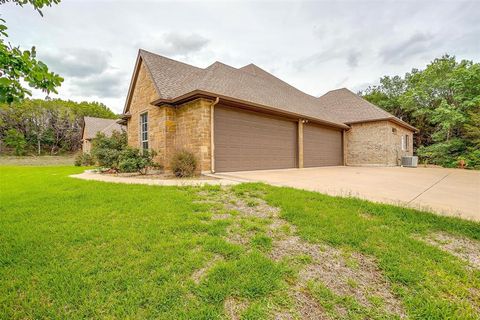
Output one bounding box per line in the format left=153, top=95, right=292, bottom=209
left=210, top=97, right=220, bottom=173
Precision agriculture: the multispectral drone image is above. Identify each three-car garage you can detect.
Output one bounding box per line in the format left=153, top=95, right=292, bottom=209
left=213, top=105, right=343, bottom=172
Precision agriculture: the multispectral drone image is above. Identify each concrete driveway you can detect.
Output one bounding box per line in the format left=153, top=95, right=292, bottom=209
left=216, top=166, right=480, bottom=221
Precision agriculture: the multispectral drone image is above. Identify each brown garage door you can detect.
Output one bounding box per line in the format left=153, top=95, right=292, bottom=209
left=304, top=123, right=343, bottom=167
left=214, top=106, right=297, bottom=172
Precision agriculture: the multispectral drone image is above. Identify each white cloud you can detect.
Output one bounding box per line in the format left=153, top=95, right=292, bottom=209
left=1, top=0, right=478, bottom=113
left=40, top=48, right=112, bottom=78
left=70, top=70, right=128, bottom=98
left=379, top=33, right=436, bottom=64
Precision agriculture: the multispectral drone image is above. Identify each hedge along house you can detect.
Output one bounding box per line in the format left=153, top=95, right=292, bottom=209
left=119, top=50, right=416, bottom=173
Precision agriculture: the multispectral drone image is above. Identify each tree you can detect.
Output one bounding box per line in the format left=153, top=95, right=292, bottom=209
left=0, top=99, right=117, bottom=155
left=0, top=0, right=63, bottom=103
left=4, top=128, right=26, bottom=155
left=362, top=55, right=480, bottom=169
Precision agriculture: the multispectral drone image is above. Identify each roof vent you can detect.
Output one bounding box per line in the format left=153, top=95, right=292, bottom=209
left=401, top=156, right=418, bottom=168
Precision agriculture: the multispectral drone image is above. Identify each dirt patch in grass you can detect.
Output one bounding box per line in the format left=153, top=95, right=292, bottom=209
left=196, top=187, right=406, bottom=319
left=421, top=232, right=480, bottom=269
left=293, top=288, right=330, bottom=320
left=300, top=251, right=406, bottom=317
left=224, top=195, right=278, bottom=220
left=192, top=255, right=222, bottom=284
left=224, top=297, right=248, bottom=320
left=270, top=236, right=406, bottom=318
left=211, top=213, right=232, bottom=220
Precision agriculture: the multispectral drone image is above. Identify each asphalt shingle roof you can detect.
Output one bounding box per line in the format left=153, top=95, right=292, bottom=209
left=137, top=49, right=415, bottom=130
left=83, top=117, right=124, bottom=140
left=316, top=88, right=394, bottom=123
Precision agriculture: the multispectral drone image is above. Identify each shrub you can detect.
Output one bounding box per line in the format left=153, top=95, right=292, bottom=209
left=4, top=129, right=27, bottom=155
left=170, top=150, right=197, bottom=177
left=74, top=153, right=95, bottom=166
left=118, top=147, right=157, bottom=174
left=91, top=130, right=127, bottom=170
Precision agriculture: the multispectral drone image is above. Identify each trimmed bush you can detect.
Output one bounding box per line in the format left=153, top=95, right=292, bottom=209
left=118, top=147, right=157, bottom=174
left=91, top=130, right=127, bottom=170
left=170, top=150, right=197, bottom=177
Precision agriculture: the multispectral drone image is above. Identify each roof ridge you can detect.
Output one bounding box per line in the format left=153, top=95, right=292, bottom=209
left=84, top=116, right=117, bottom=121
left=237, top=63, right=321, bottom=100
left=139, top=49, right=203, bottom=71
left=205, top=61, right=234, bottom=70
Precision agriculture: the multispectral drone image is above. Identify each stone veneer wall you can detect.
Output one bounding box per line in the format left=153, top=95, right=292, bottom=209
left=125, top=60, right=212, bottom=172
left=126, top=61, right=165, bottom=164
left=386, top=122, right=414, bottom=165
left=346, top=120, right=413, bottom=166
left=171, top=99, right=212, bottom=173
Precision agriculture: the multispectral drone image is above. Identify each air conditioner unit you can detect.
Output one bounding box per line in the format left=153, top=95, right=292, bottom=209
left=402, top=156, right=418, bottom=167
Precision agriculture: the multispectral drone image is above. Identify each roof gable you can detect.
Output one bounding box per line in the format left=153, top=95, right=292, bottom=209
left=83, top=117, right=123, bottom=140
left=316, top=88, right=392, bottom=123
left=316, top=88, right=416, bottom=130
left=135, top=50, right=345, bottom=127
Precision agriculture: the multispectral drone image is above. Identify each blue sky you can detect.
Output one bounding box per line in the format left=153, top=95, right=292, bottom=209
left=2, top=0, right=479, bottom=113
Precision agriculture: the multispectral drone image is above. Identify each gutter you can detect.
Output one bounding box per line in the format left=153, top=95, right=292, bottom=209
left=345, top=117, right=418, bottom=132
left=151, top=90, right=350, bottom=130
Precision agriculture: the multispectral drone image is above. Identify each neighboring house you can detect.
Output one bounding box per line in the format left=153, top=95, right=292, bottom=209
left=82, top=116, right=124, bottom=153
left=119, top=49, right=416, bottom=173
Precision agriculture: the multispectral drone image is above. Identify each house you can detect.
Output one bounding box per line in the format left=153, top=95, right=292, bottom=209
left=82, top=116, right=125, bottom=153
left=119, top=49, right=416, bottom=173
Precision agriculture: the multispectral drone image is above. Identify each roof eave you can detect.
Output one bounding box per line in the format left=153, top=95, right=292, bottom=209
left=345, top=117, right=418, bottom=132
left=122, top=51, right=163, bottom=114
left=122, top=52, right=142, bottom=114
left=151, top=90, right=350, bottom=130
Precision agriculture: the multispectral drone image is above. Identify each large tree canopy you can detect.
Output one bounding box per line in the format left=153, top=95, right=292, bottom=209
left=0, top=99, right=117, bottom=155
left=0, top=0, right=63, bottom=103
left=362, top=55, right=480, bottom=169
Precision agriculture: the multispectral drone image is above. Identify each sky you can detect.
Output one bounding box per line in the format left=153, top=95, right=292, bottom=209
left=2, top=0, right=479, bottom=113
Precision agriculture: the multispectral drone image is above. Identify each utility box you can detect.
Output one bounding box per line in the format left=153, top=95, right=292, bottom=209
left=402, top=156, right=418, bottom=167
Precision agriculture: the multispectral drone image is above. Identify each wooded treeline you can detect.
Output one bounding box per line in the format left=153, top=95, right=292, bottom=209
left=0, top=99, right=117, bottom=155
left=361, top=55, right=479, bottom=169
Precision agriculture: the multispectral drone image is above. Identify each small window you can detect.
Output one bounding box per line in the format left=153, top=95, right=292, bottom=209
left=401, top=135, right=409, bottom=151
left=392, top=128, right=397, bottom=134
left=140, top=112, right=148, bottom=150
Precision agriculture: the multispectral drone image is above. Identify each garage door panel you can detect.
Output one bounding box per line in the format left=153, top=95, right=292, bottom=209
left=214, top=106, right=297, bottom=172
left=304, top=123, right=342, bottom=167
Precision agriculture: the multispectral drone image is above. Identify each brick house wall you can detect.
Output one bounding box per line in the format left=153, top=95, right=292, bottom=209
left=346, top=120, right=413, bottom=166
left=126, top=61, right=212, bottom=172
left=126, top=61, right=164, bottom=161
left=386, top=122, right=414, bottom=166
left=172, top=99, right=211, bottom=172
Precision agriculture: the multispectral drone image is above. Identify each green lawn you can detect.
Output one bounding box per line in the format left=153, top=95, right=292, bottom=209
left=0, top=166, right=479, bottom=319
